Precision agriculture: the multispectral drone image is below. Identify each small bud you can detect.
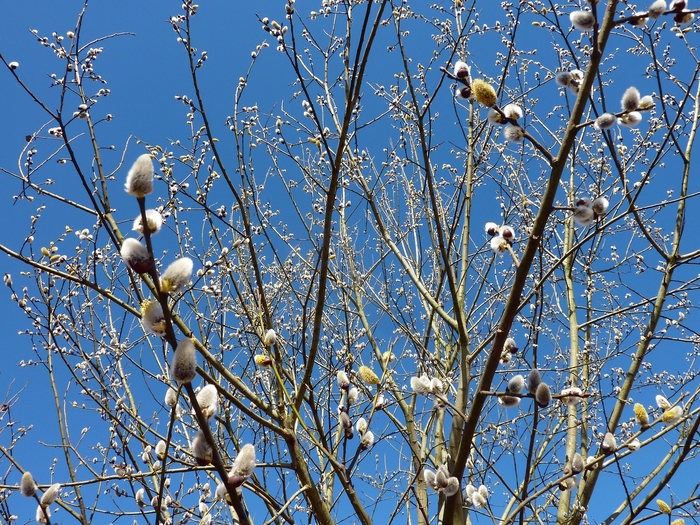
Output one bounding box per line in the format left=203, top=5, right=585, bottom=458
left=120, top=238, right=151, bottom=274
left=40, top=483, right=61, bottom=506
left=634, top=403, right=650, bottom=427
left=20, top=472, right=36, bottom=497
left=570, top=10, right=595, bottom=31
left=535, top=382, right=551, bottom=408
left=358, top=365, right=380, bottom=385
left=8, top=61, right=19, bottom=70
left=160, top=257, right=194, bottom=294
left=471, top=79, right=497, bottom=107
left=171, top=338, right=197, bottom=385
left=196, top=384, right=218, bottom=420
left=4, top=273, right=12, bottom=287
left=125, top=154, right=155, bottom=198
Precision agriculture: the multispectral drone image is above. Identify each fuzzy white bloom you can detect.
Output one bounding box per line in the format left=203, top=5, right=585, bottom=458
left=592, top=197, right=610, bottom=216
left=424, top=469, right=436, bottom=487
left=499, top=395, right=521, bottom=407
left=165, top=387, right=178, bottom=407
left=559, top=387, right=583, bottom=406
left=573, top=205, right=595, bottom=226
left=490, top=235, right=508, bottom=254
left=662, top=405, right=683, bottom=425
left=630, top=13, right=649, bottom=26
left=503, top=337, right=518, bottom=352
left=8, top=61, right=19, bottom=70
left=618, top=111, right=643, bottom=127
left=36, top=506, right=51, bottom=524
left=455, top=86, right=471, bottom=100
left=360, top=430, right=375, bottom=448
left=484, top=222, right=500, bottom=236
left=155, top=439, right=167, bottom=460
left=347, top=386, right=359, bottom=405
left=20, top=472, right=36, bottom=497
left=503, top=124, right=525, bottom=143
left=602, top=432, right=617, bottom=453
left=656, top=395, right=672, bottom=410
left=488, top=108, right=507, bottom=125
left=430, top=377, right=444, bottom=394
left=674, top=10, right=694, bottom=24
left=507, top=375, right=524, bottom=394
left=125, top=154, right=155, bottom=198
left=503, top=103, right=523, bottom=120
left=193, top=429, right=213, bottom=466
left=411, top=374, right=432, bottom=395
left=471, top=492, right=487, bottom=508
left=160, top=257, right=193, bottom=294
left=556, top=72, right=572, bottom=87
left=141, top=300, right=166, bottom=336
left=133, top=210, right=163, bottom=235
left=435, top=466, right=449, bottom=489
left=375, top=394, right=386, bottom=410
left=526, top=369, right=542, bottom=394
left=337, top=370, right=350, bottom=390
left=121, top=238, right=151, bottom=274
left=628, top=438, right=642, bottom=451
left=135, top=488, right=145, bottom=505
left=215, top=482, right=228, bottom=501
left=228, top=444, right=256, bottom=487
left=356, top=417, right=368, bottom=435
left=648, top=0, right=667, bottom=17
left=263, top=329, right=277, bottom=346
left=638, top=95, right=655, bottom=109
left=499, top=225, right=515, bottom=240
left=196, top=384, right=218, bottom=420
left=669, top=0, right=686, bottom=10
left=40, top=483, right=61, bottom=506
left=443, top=477, right=460, bottom=497
left=535, top=382, right=551, bottom=408
left=570, top=10, right=596, bottom=30
left=200, top=514, right=212, bottom=525
left=453, top=60, right=471, bottom=82
left=594, top=113, right=617, bottom=130
left=171, top=338, right=197, bottom=385
left=572, top=452, right=585, bottom=474
left=621, top=87, right=641, bottom=111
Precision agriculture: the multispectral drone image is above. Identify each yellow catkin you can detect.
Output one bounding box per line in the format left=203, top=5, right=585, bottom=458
left=471, top=79, right=497, bottom=107
left=633, top=403, right=649, bottom=427
left=657, top=499, right=672, bottom=515
left=358, top=365, right=380, bottom=385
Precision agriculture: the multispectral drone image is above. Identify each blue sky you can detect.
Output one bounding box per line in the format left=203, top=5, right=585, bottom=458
left=2, top=1, right=700, bottom=525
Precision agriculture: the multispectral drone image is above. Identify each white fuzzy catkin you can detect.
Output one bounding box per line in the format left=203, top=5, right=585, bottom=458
left=503, top=124, right=525, bottom=143
left=535, top=382, right=552, bottom=407
left=133, top=209, right=163, bottom=235
left=36, top=506, right=50, bottom=524
left=171, top=338, right=197, bottom=385
left=40, top=483, right=61, bottom=506
left=196, top=384, right=218, bottom=420
left=621, top=87, right=641, bottom=111
left=526, top=369, right=542, bottom=394
left=648, top=0, right=667, bottom=17
left=570, top=10, right=596, bottom=30
left=228, top=444, right=256, bottom=486
left=141, top=300, right=166, bottom=336
left=573, top=205, right=595, bottom=226
left=507, top=375, right=524, bottom=394
left=165, top=387, right=178, bottom=407
left=160, top=258, right=194, bottom=294
left=411, top=375, right=432, bottom=395
left=193, top=430, right=213, bottom=465
left=594, top=113, right=616, bottom=130
left=618, top=111, right=643, bottom=127
left=125, top=154, right=155, bottom=198
left=120, top=238, right=151, bottom=273
left=20, top=472, right=36, bottom=497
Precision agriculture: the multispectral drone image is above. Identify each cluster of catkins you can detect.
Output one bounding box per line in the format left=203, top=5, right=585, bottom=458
left=424, top=465, right=461, bottom=497
left=571, top=0, right=693, bottom=33
left=410, top=373, right=447, bottom=408
left=122, top=154, right=256, bottom=508
left=337, top=369, right=380, bottom=448
left=484, top=222, right=515, bottom=256
left=573, top=196, right=609, bottom=227
left=594, top=87, right=655, bottom=130
left=499, top=368, right=551, bottom=408
left=19, top=472, right=60, bottom=524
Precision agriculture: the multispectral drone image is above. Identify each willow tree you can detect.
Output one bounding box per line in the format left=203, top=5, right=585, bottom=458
left=2, top=1, right=700, bottom=524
